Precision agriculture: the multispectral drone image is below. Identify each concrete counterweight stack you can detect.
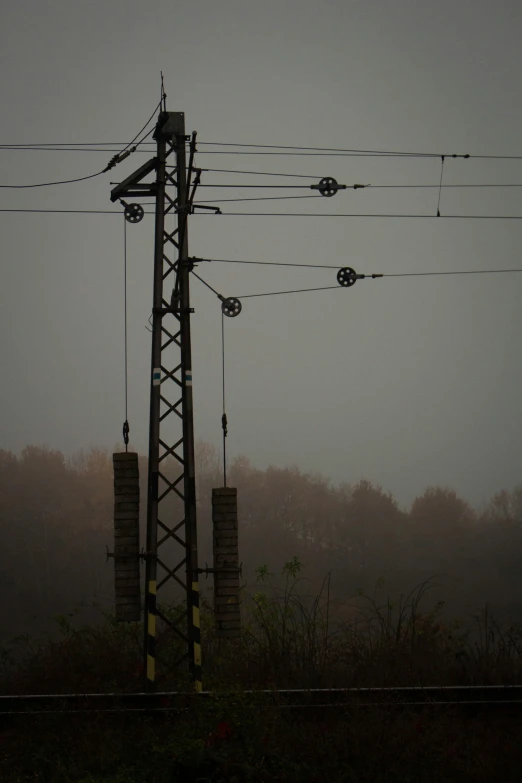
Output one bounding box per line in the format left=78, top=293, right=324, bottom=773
left=212, top=487, right=241, bottom=638
left=113, top=452, right=141, bottom=622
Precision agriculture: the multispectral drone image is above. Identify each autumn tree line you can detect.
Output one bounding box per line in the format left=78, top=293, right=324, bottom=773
left=0, top=443, right=521, bottom=643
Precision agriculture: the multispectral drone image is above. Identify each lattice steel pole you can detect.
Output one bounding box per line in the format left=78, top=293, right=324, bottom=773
left=142, top=111, right=201, bottom=692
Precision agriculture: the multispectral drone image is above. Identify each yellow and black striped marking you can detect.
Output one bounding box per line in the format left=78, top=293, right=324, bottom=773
left=146, top=580, right=156, bottom=684
left=192, top=580, right=202, bottom=692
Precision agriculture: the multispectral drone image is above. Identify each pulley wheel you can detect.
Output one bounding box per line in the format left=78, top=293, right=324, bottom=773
left=124, top=203, right=144, bottom=224
left=222, top=297, right=242, bottom=318
left=337, top=267, right=357, bottom=287
left=318, top=177, right=339, bottom=197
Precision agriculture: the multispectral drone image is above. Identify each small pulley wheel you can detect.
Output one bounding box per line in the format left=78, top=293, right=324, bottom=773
left=337, top=267, right=357, bottom=287
left=222, top=297, right=242, bottom=318
left=124, top=203, right=144, bottom=224
left=318, top=177, right=339, bottom=197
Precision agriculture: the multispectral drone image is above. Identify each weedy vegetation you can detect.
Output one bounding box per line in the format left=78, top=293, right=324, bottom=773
left=2, top=559, right=522, bottom=781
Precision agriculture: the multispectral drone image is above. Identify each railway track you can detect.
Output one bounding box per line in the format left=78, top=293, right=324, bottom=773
left=1, top=685, right=522, bottom=716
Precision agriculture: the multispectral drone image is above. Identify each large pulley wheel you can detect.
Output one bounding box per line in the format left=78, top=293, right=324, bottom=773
left=318, top=177, right=339, bottom=197
left=222, top=297, right=242, bottom=318
left=337, top=267, right=357, bottom=287
left=124, top=203, right=144, bottom=224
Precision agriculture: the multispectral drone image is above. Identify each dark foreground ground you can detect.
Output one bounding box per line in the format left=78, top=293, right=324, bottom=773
left=3, top=570, right=522, bottom=781
left=2, top=700, right=522, bottom=782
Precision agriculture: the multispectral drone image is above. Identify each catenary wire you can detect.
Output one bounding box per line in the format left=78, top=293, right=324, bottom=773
left=196, top=184, right=326, bottom=188
left=0, top=209, right=141, bottom=214
left=2, top=141, right=522, bottom=160
left=236, top=285, right=341, bottom=298
left=0, top=142, right=158, bottom=147
left=3, top=208, right=522, bottom=219
left=191, top=270, right=222, bottom=298
left=201, top=258, right=340, bottom=269
left=0, top=146, right=154, bottom=153
left=233, top=268, right=522, bottom=300
left=198, top=141, right=465, bottom=156
left=197, top=141, right=522, bottom=160
left=2, top=144, right=512, bottom=159
left=367, top=183, right=522, bottom=188
left=193, top=195, right=322, bottom=204
left=193, top=150, right=522, bottom=159
left=383, top=268, right=522, bottom=277
left=193, top=212, right=522, bottom=219
left=203, top=259, right=522, bottom=274
left=3, top=209, right=522, bottom=220
left=0, top=170, right=108, bottom=189
left=119, top=100, right=162, bottom=155
left=201, top=167, right=321, bottom=179
left=0, top=100, right=161, bottom=188
left=112, top=178, right=522, bottom=189
left=200, top=168, right=522, bottom=187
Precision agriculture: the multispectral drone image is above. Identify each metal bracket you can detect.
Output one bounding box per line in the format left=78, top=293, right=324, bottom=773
left=191, top=204, right=222, bottom=215
left=110, top=158, right=158, bottom=202
left=152, top=306, right=195, bottom=316
left=196, top=562, right=243, bottom=579
left=106, top=545, right=150, bottom=564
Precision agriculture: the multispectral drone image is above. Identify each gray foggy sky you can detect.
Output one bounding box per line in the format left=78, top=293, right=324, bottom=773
left=1, top=0, right=521, bottom=510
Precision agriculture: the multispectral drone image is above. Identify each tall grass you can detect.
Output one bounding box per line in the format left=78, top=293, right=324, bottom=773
left=2, top=558, right=522, bottom=695
left=2, top=561, right=522, bottom=781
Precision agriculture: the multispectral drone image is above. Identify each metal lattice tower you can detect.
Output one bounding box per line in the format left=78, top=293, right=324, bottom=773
left=111, top=110, right=201, bottom=692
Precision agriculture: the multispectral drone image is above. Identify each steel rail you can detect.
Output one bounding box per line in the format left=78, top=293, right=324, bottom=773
left=2, top=685, right=522, bottom=715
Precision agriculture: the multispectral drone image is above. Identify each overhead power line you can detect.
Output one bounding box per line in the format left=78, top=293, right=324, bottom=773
left=2, top=209, right=522, bottom=220
left=2, top=140, right=522, bottom=160
left=0, top=142, right=156, bottom=147
left=367, top=183, right=522, bottom=189
left=0, top=208, right=134, bottom=214
left=193, top=212, right=522, bottom=220
left=237, top=285, right=341, bottom=298
left=198, top=258, right=340, bottom=269
left=194, top=195, right=322, bottom=204
left=3, top=145, right=522, bottom=161
left=0, top=170, right=109, bottom=189
left=194, top=185, right=522, bottom=206
left=191, top=271, right=222, bottom=298
left=119, top=100, right=162, bottom=156
left=0, top=146, right=153, bottom=153
left=202, top=167, right=321, bottom=179
left=198, top=141, right=469, bottom=158
left=191, top=267, right=522, bottom=303
left=235, top=269, right=522, bottom=299
left=197, top=142, right=522, bottom=161
left=384, top=268, right=522, bottom=277
left=196, top=150, right=522, bottom=160
left=198, top=259, right=522, bottom=273
left=201, top=168, right=522, bottom=187
left=0, top=100, right=161, bottom=188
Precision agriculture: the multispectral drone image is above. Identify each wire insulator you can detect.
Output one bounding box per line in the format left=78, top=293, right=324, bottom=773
left=123, top=420, right=130, bottom=449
